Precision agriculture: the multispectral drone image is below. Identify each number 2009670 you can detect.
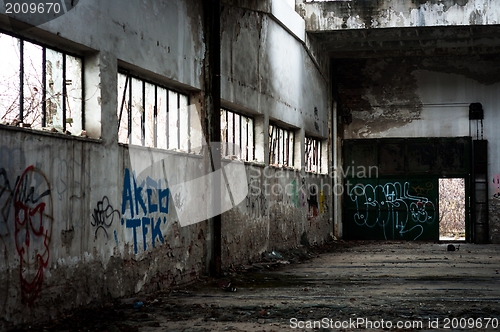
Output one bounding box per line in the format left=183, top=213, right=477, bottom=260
left=443, top=317, right=499, bottom=329
left=5, top=2, right=61, bottom=14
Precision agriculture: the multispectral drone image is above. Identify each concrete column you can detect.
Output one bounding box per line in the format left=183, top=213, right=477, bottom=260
left=84, top=51, right=117, bottom=146
left=254, top=114, right=269, bottom=164
left=294, top=127, right=305, bottom=171
left=332, top=100, right=343, bottom=238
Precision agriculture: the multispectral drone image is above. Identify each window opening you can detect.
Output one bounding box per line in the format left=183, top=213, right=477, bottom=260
left=117, top=70, right=193, bottom=152
left=221, top=108, right=254, bottom=161
left=269, top=123, right=294, bottom=167
left=305, top=136, right=322, bottom=173
left=0, top=31, right=83, bottom=135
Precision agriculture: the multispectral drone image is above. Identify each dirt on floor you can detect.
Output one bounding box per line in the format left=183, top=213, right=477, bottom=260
left=9, top=240, right=500, bottom=332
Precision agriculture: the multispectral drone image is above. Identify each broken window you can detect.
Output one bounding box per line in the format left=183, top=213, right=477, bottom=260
left=220, top=108, right=254, bottom=161
left=269, top=124, right=294, bottom=167
left=0, top=31, right=83, bottom=135
left=305, top=136, right=322, bottom=173
left=117, top=70, right=195, bottom=152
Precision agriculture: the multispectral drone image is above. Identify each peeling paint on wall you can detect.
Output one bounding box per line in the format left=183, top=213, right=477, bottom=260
left=337, top=54, right=500, bottom=138
left=336, top=57, right=423, bottom=137
left=299, top=0, right=500, bottom=31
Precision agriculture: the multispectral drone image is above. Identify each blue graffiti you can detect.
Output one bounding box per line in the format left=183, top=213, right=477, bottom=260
left=121, top=168, right=169, bottom=254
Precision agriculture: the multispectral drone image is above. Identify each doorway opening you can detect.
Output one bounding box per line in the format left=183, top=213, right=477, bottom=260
left=439, top=178, right=466, bottom=241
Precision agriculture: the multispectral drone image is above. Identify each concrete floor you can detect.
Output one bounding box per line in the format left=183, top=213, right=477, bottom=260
left=29, top=241, right=500, bottom=331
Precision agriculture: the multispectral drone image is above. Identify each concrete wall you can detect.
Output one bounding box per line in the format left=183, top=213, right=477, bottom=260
left=0, top=0, right=332, bottom=327
left=335, top=54, right=500, bottom=243
left=221, top=2, right=329, bottom=137
left=297, top=0, right=500, bottom=31
left=223, top=165, right=332, bottom=267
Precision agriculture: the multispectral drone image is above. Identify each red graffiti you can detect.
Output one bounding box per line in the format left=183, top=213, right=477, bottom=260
left=13, top=166, right=52, bottom=307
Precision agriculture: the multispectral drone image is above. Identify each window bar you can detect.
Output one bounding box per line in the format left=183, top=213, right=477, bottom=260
left=318, top=141, right=320, bottom=172
left=19, top=39, right=24, bottom=123
left=276, top=128, right=283, bottom=165
left=308, top=138, right=312, bottom=171
left=225, top=109, right=228, bottom=156
left=318, top=141, right=322, bottom=173
left=305, top=138, right=309, bottom=171
left=178, top=93, right=182, bottom=151
left=81, top=60, right=85, bottom=131
left=246, top=118, right=249, bottom=161
left=275, top=129, right=279, bottom=165
left=154, top=85, right=158, bottom=148
left=285, top=130, right=290, bottom=166
left=269, top=125, right=274, bottom=164
left=312, top=140, right=316, bottom=172
left=62, top=54, right=67, bottom=131
left=286, top=130, right=290, bottom=166
left=251, top=119, right=255, bottom=161
left=288, top=131, right=291, bottom=166
left=42, top=47, right=46, bottom=127
left=312, top=139, right=318, bottom=172
left=311, top=140, right=314, bottom=172
left=118, top=73, right=129, bottom=130
left=232, top=111, right=235, bottom=156
left=281, top=130, right=285, bottom=166
left=166, top=88, right=169, bottom=149
left=128, top=74, right=132, bottom=144
left=238, top=115, right=243, bottom=158
left=291, top=131, right=295, bottom=167
left=142, top=80, right=145, bottom=146
left=282, top=130, right=287, bottom=166
left=187, top=95, right=191, bottom=153
left=268, top=126, right=272, bottom=164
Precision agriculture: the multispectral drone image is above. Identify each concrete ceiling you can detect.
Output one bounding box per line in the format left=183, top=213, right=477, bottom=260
left=310, top=24, right=500, bottom=58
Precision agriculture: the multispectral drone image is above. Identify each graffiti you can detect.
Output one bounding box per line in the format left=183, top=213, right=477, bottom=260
left=0, top=236, right=9, bottom=316
left=307, top=185, right=319, bottom=220
left=291, top=179, right=300, bottom=208
left=54, top=157, right=88, bottom=201
left=13, top=166, right=53, bottom=306
left=91, top=196, right=119, bottom=239
left=412, top=182, right=434, bottom=196
left=246, top=178, right=268, bottom=217
left=319, top=190, right=327, bottom=214
left=173, top=192, right=183, bottom=210
left=0, top=166, right=18, bottom=313
left=492, top=174, right=500, bottom=199
left=301, top=177, right=307, bottom=207
left=0, top=167, right=19, bottom=225
left=349, top=181, right=435, bottom=240
left=121, top=168, right=169, bottom=254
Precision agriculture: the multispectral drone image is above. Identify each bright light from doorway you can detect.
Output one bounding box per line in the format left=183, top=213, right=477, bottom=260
left=439, top=178, right=466, bottom=241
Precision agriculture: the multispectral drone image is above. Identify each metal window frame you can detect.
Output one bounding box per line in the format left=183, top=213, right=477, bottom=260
left=0, top=29, right=84, bottom=133
left=305, top=136, right=322, bottom=173
left=221, top=108, right=255, bottom=161
left=117, top=68, right=190, bottom=151
left=269, top=123, right=295, bottom=167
